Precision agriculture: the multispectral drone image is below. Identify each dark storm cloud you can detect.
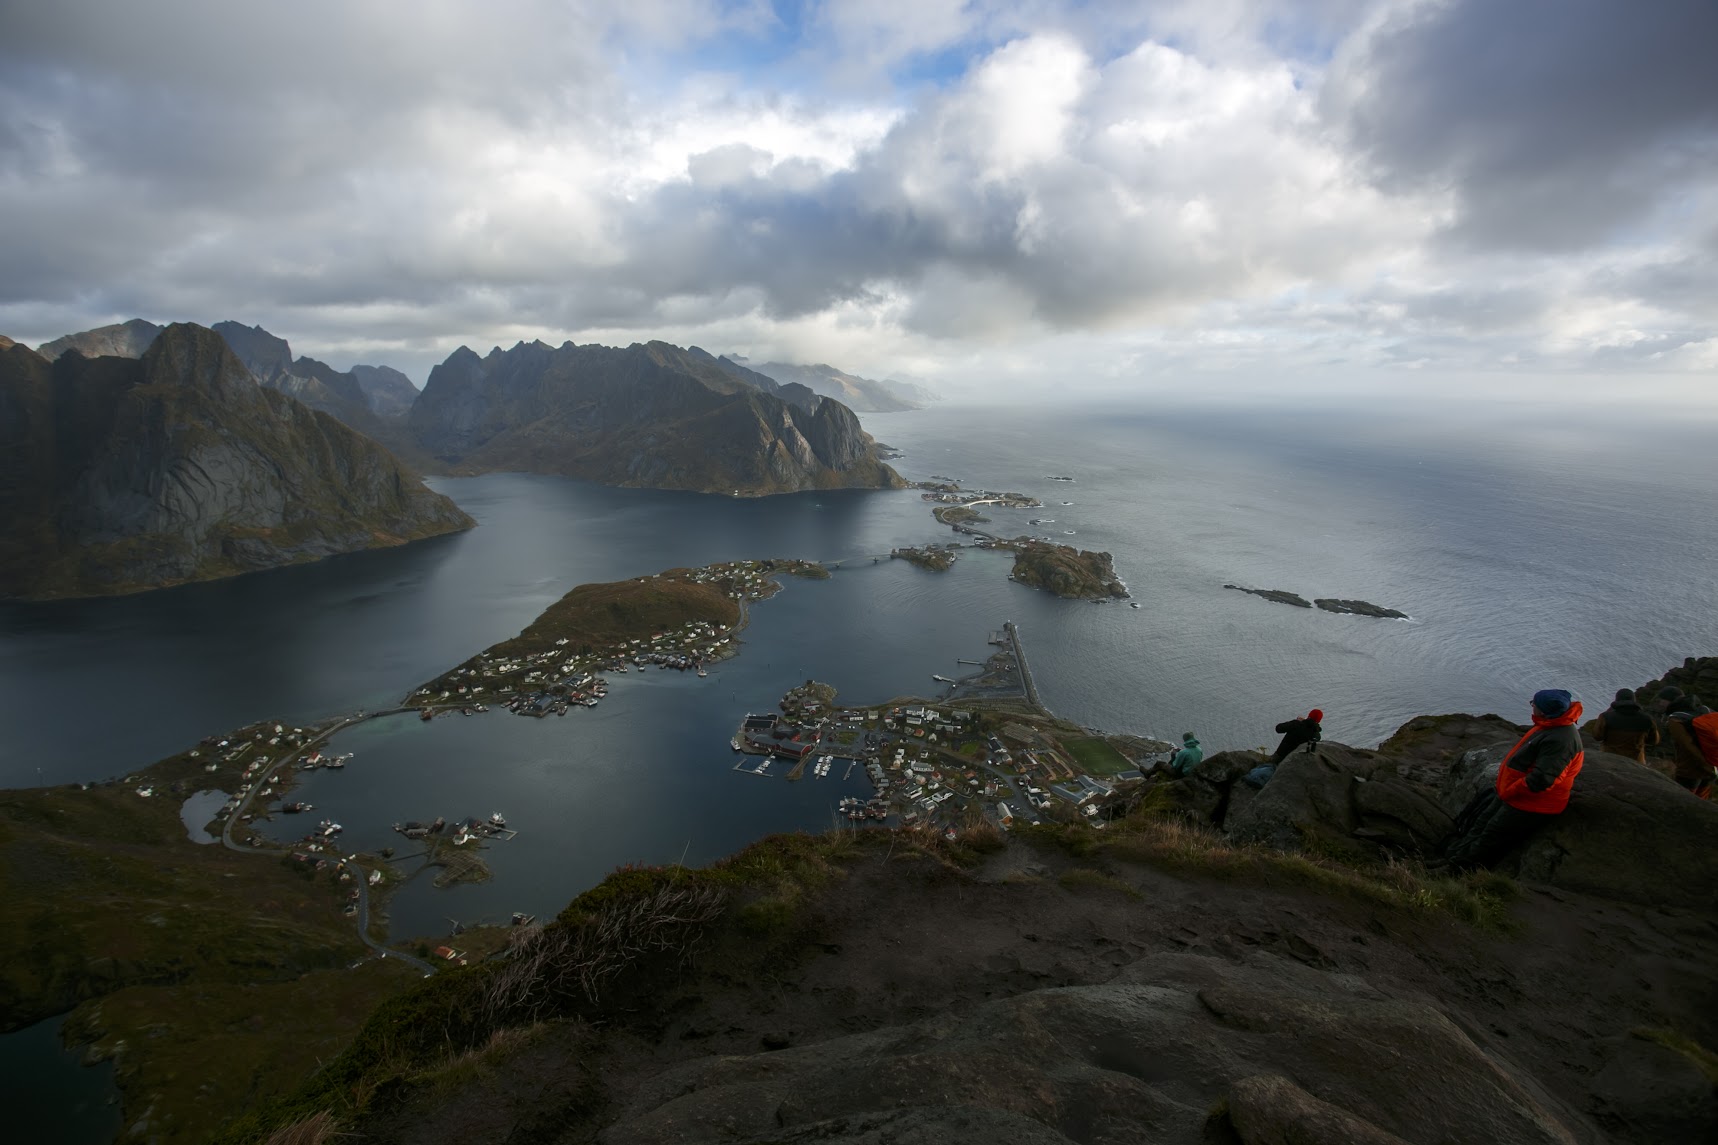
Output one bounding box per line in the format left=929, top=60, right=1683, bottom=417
left=1331, top=0, right=1718, bottom=250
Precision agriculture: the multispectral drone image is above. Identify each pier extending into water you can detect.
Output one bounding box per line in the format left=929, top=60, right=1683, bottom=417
left=1004, top=621, right=1042, bottom=709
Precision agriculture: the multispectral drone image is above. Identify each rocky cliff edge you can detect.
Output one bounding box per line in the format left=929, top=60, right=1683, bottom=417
left=235, top=714, right=1718, bottom=1145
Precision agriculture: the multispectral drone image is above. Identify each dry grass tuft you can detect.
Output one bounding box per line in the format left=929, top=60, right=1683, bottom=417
left=483, top=883, right=726, bottom=1025
left=414, top=1024, right=549, bottom=1094
left=261, top=1110, right=341, bottom=1145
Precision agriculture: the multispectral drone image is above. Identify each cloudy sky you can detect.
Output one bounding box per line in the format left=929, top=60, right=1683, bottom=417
left=3, top=0, right=1715, bottom=399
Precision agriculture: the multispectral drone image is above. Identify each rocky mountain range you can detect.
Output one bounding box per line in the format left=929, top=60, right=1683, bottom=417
left=408, top=339, right=903, bottom=494
left=0, top=324, right=472, bottom=599
left=32, top=320, right=906, bottom=496
left=743, top=358, right=933, bottom=412
left=35, top=318, right=421, bottom=432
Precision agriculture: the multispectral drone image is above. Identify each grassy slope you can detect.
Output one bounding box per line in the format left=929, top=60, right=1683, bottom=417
left=0, top=773, right=423, bottom=1144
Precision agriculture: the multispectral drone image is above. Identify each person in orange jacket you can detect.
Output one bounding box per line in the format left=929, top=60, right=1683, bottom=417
left=1437, top=689, right=1584, bottom=870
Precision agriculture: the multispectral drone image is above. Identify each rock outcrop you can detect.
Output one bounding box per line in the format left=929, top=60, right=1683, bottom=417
left=407, top=339, right=903, bottom=495
left=1632, top=655, right=1718, bottom=711
left=597, top=955, right=1580, bottom=1145
left=1110, top=712, right=1718, bottom=910
left=0, top=324, right=472, bottom=599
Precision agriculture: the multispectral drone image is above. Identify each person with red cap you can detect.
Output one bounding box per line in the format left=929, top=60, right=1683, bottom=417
left=1242, top=708, right=1324, bottom=788
left=1268, top=709, right=1324, bottom=764
left=1436, top=688, right=1585, bottom=870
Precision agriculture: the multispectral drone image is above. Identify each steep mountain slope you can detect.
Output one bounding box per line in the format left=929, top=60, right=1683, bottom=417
left=409, top=340, right=903, bottom=494
left=37, top=318, right=165, bottom=362
left=750, top=359, right=931, bottom=412
left=0, top=324, right=472, bottom=599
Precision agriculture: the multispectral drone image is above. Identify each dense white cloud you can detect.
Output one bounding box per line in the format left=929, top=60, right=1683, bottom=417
left=0, top=0, right=1713, bottom=397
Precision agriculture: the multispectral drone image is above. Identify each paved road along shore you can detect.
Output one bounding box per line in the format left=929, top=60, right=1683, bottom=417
left=219, top=709, right=438, bottom=975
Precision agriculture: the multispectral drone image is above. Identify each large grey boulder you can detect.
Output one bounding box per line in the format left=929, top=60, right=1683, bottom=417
left=596, top=951, right=1581, bottom=1145
left=1440, top=745, right=1718, bottom=907
left=1223, top=745, right=1453, bottom=858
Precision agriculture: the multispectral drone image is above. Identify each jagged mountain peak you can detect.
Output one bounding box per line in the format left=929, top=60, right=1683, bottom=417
left=143, top=322, right=257, bottom=401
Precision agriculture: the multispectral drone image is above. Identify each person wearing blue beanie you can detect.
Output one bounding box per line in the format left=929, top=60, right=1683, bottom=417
left=1435, top=688, right=1585, bottom=870
left=1532, top=689, right=1573, bottom=718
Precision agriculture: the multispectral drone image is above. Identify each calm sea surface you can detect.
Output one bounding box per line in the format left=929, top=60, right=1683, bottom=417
left=5, top=397, right=1716, bottom=1130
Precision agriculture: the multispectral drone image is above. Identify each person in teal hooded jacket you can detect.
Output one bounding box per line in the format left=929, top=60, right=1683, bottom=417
left=1169, top=733, right=1203, bottom=776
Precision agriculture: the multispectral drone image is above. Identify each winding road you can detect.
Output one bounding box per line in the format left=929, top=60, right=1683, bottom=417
left=217, top=709, right=438, bottom=975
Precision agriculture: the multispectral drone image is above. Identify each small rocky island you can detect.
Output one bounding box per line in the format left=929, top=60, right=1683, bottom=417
left=891, top=545, right=957, bottom=572
left=1225, top=584, right=1407, bottom=619
left=1224, top=584, right=1311, bottom=608
left=1314, top=597, right=1410, bottom=619
left=1012, top=542, right=1127, bottom=600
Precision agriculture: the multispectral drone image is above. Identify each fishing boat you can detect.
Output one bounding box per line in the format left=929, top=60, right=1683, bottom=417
left=489, top=812, right=507, bottom=828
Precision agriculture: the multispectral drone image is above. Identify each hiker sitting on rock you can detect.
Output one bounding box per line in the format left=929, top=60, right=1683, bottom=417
left=1592, top=687, right=1659, bottom=763
left=1657, top=687, right=1716, bottom=798
left=1437, top=689, right=1584, bottom=870
left=1169, top=733, right=1203, bottom=777
left=1243, top=709, right=1323, bottom=788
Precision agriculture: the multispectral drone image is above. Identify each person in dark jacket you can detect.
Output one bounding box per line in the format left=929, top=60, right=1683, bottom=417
left=1658, top=687, right=1715, bottom=797
left=1591, top=687, right=1659, bottom=763
left=1268, top=709, right=1323, bottom=764
left=1242, top=709, right=1323, bottom=788
left=1437, top=689, right=1585, bottom=870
